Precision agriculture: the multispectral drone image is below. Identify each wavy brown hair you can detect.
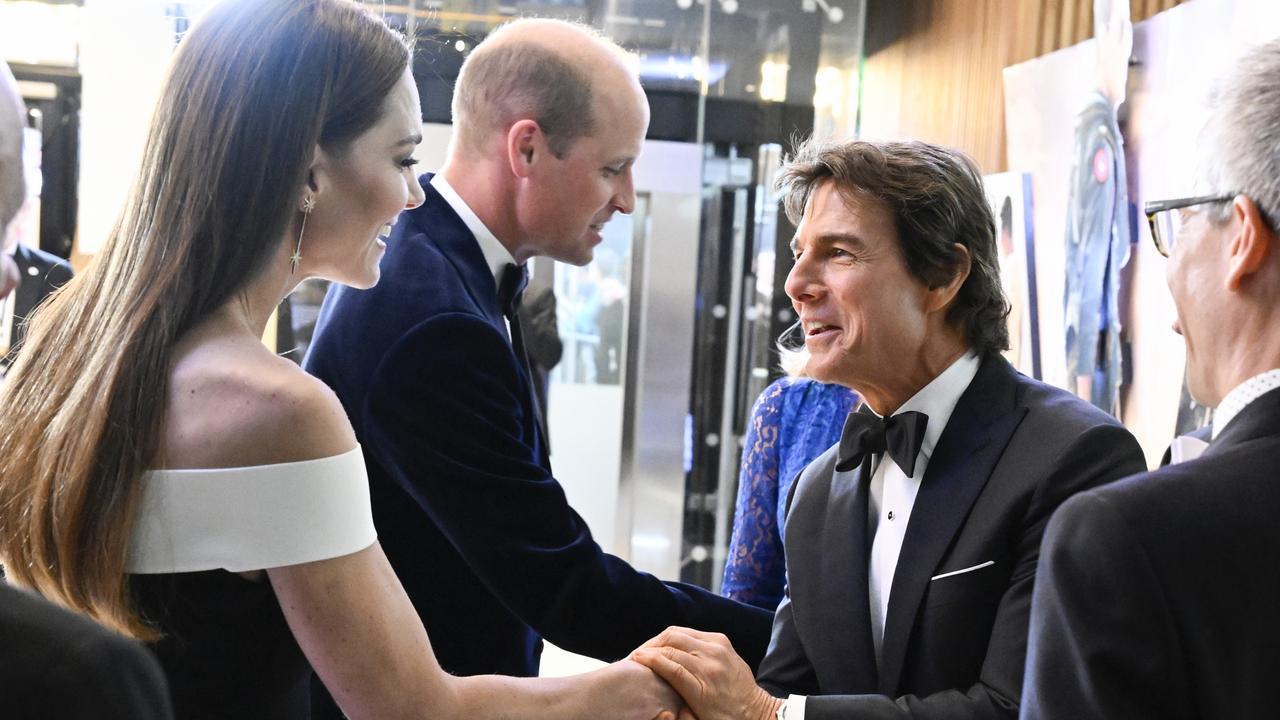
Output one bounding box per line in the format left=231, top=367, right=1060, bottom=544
left=0, top=0, right=408, bottom=638
left=777, top=138, right=1010, bottom=355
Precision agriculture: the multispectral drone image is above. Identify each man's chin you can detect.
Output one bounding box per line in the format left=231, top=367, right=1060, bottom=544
left=552, top=245, right=594, bottom=267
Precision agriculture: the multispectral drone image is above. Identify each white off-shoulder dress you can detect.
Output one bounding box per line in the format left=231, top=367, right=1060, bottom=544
left=127, top=447, right=376, bottom=720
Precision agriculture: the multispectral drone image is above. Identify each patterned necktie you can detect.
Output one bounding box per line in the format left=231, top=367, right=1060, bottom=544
left=836, top=406, right=929, bottom=477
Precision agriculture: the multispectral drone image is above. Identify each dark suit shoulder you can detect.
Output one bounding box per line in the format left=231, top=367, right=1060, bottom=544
left=1013, top=372, right=1125, bottom=431
left=1073, top=435, right=1280, bottom=540
left=14, top=244, right=72, bottom=275
left=0, top=585, right=172, bottom=719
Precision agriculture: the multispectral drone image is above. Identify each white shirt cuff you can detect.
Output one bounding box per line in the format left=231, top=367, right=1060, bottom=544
left=779, top=694, right=807, bottom=720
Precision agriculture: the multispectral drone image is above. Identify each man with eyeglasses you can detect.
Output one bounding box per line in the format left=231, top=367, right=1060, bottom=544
left=1021, top=38, right=1280, bottom=720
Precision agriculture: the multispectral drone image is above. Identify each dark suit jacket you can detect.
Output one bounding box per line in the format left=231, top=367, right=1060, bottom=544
left=0, top=583, right=172, bottom=719
left=1022, top=386, right=1280, bottom=720
left=7, top=244, right=73, bottom=352
left=757, top=354, right=1145, bottom=720
left=304, top=175, right=770, bottom=677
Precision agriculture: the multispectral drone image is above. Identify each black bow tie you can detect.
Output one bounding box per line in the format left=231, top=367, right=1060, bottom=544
left=498, top=263, right=529, bottom=318
left=836, top=406, right=929, bottom=477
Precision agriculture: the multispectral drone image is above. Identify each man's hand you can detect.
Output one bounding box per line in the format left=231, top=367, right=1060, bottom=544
left=0, top=253, right=18, bottom=300
left=631, top=627, right=782, bottom=720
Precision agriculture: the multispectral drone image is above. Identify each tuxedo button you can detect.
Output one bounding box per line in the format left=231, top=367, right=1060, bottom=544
left=887, top=510, right=895, bottom=521
left=27, top=266, right=38, bottom=276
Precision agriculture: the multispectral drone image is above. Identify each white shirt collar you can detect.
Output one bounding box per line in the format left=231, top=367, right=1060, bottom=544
left=430, top=174, right=514, bottom=288
left=876, top=351, right=982, bottom=466
left=1211, top=368, right=1280, bottom=440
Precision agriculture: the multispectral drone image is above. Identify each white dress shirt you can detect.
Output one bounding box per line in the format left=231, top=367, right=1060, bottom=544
left=430, top=174, right=514, bottom=290
left=866, top=351, right=981, bottom=665
left=430, top=174, right=518, bottom=339
left=778, top=353, right=981, bottom=719
left=1211, top=368, right=1280, bottom=441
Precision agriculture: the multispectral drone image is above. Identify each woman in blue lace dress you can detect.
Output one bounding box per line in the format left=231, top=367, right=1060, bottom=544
left=722, top=347, right=859, bottom=610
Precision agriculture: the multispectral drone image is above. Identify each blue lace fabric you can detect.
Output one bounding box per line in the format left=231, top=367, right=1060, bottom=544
left=722, top=376, right=860, bottom=610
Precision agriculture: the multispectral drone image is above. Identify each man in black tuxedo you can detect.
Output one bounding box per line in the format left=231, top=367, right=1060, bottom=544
left=1022, top=38, right=1280, bottom=720
left=0, top=59, right=170, bottom=720
left=303, top=18, right=771, bottom=717
left=633, top=139, right=1145, bottom=720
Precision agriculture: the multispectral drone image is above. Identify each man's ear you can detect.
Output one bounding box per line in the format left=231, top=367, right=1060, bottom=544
left=1225, top=194, right=1274, bottom=292
left=925, top=243, right=971, bottom=314
left=506, top=119, right=542, bottom=179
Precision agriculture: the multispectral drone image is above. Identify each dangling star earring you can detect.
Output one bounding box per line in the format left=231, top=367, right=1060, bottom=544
left=292, top=195, right=315, bottom=274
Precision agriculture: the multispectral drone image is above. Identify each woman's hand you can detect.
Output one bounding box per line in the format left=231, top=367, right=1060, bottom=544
left=591, top=658, right=684, bottom=720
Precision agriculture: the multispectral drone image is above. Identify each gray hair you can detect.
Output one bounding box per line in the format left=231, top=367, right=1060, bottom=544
left=1200, top=39, right=1280, bottom=228
left=451, top=19, right=602, bottom=158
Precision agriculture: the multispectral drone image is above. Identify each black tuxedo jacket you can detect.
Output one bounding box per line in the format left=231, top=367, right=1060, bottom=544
left=757, top=355, right=1145, bottom=720
left=4, top=244, right=72, bottom=361
left=0, top=583, right=172, bottom=719
left=303, top=175, right=770, bottom=687
left=1022, top=386, right=1280, bottom=719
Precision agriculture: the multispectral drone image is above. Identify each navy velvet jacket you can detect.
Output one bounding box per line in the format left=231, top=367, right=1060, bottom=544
left=304, top=175, right=771, bottom=680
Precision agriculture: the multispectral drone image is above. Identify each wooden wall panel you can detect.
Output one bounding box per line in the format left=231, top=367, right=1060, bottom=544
left=857, top=0, right=1183, bottom=172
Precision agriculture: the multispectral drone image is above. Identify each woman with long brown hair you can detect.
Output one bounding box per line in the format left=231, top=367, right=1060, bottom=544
left=0, top=1, right=676, bottom=718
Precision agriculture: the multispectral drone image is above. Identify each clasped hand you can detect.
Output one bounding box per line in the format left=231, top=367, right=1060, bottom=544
left=630, top=627, right=783, bottom=720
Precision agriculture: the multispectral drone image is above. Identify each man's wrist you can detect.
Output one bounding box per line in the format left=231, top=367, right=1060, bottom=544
left=752, top=691, right=784, bottom=720
left=775, top=694, right=807, bottom=720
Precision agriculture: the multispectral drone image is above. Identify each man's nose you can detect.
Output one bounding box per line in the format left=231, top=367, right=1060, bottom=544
left=611, top=169, right=636, bottom=215
left=784, top=253, right=818, bottom=305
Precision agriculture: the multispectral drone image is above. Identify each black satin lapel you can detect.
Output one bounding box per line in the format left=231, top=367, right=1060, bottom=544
left=875, top=356, right=1026, bottom=695
left=808, top=455, right=879, bottom=693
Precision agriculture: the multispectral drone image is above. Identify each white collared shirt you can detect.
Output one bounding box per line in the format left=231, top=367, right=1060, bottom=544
left=770, top=358, right=981, bottom=720
left=1212, top=368, right=1280, bottom=440
left=430, top=174, right=518, bottom=340
left=430, top=174, right=514, bottom=290
left=866, top=352, right=982, bottom=666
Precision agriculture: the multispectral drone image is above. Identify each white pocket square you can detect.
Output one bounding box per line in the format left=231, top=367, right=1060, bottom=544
left=931, top=560, right=995, bottom=581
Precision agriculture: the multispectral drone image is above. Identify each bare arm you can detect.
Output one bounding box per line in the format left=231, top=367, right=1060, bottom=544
left=269, top=543, right=680, bottom=720
left=192, top=366, right=680, bottom=720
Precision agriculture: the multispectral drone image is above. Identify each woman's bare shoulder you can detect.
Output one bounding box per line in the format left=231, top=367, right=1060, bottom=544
left=162, top=339, right=355, bottom=470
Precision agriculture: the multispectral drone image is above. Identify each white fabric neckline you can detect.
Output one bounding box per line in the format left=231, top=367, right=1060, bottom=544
left=127, top=446, right=376, bottom=574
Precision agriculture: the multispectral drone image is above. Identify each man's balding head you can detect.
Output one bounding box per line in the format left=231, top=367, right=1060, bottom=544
left=0, top=62, right=25, bottom=299
left=0, top=61, right=25, bottom=231
left=450, top=18, right=639, bottom=159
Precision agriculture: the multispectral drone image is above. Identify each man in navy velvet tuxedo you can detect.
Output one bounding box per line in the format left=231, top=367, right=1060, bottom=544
left=304, top=18, right=771, bottom=716
left=1022, top=38, right=1280, bottom=720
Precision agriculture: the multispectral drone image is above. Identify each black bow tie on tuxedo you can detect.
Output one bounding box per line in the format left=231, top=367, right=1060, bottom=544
left=498, top=263, right=529, bottom=318
left=836, top=406, right=930, bottom=477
